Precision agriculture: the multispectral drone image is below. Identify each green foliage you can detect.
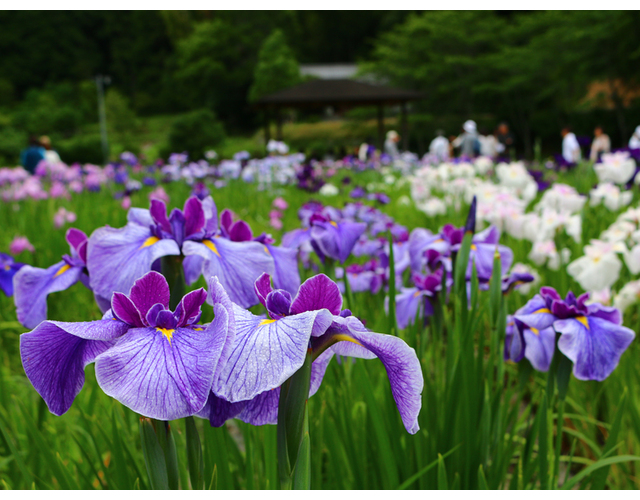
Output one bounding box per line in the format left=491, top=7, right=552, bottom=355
left=105, top=88, right=141, bottom=159
left=164, top=109, right=225, bottom=161
left=56, top=134, right=103, bottom=165
left=248, top=29, right=300, bottom=102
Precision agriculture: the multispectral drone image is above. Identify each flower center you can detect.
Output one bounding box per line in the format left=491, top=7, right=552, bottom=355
left=157, top=327, right=175, bottom=342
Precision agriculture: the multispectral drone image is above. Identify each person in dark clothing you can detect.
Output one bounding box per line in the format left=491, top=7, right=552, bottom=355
left=496, top=122, right=515, bottom=157
left=20, top=136, right=45, bottom=174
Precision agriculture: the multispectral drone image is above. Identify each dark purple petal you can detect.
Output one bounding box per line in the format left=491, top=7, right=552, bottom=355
left=254, top=273, right=273, bottom=308
left=174, top=288, right=207, bottom=326
left=146, top=303, right=166, bottom=327
left=155, top=310, right=178, bottom=330
left=504, top=317, right=525, bottom=363
left=220, top=209, right=233, bottom=236
left=20, top=319, right=128, bottom=415
left=229, top=221, right=253, bottom=242
left=587, top=303, right=622, bottom=325
left=237, top=388, right=280, bottom=426
left=183, top=197, right=205, bottom=238
left=65, top=228, right=88, bottom=254
left=128, top=271, right=171, bottom=320
left=111, top=292, right=145, bottom=327
left=556, top=316, right=635, bottom=381
left=196, top=392, right=246, bottom=427
left=266, top=290, right=292, bottom=319
left=290, top=274, right=343, bottom=317
left=150, top=199, right=171, bottom=233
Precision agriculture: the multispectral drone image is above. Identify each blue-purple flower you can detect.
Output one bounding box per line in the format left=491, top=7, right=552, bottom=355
left=506, top=287, right=635, bottom=380
left=0, top=253, right=25, bottom=297
left=14, top=228, right=91, bottom=329
left=88, top=196, right=275, bottom=308
left=20, top=271, right=233, bottom=419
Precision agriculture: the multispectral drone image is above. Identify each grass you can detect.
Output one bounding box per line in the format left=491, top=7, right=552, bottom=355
left=0, top=163, right=640, bottom=489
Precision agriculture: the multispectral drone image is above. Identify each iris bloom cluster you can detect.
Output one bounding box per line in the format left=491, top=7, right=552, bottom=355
left=505, top=286, right=635, bottom=381
left=20, top=270, right=423, bottom=434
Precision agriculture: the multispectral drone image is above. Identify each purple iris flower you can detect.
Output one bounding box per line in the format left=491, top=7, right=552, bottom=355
left=308, top=213, right=367, bottom=264
left=88, top=196, right=274, bottom=309
left=336, top=259, right=384, bottom=295
left=20, top=271, right=233, bottom=419
left=394, top=269, right=446, bottom=330
left=509, top=287, right=635, bottom=380
left=199, top=273, right=423, bottom=434
left=0, top=253, right=25, bottom=296
left=14, top=229, right=91, bottom=329
left=350, top=186, right=366, bottom=198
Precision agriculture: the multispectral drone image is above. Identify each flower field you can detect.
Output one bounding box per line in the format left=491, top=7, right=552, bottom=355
left=2, top=151, right=640, bottom=490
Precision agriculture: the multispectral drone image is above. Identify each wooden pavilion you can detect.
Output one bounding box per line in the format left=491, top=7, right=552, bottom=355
left=254, top=79, right=423, bottom=151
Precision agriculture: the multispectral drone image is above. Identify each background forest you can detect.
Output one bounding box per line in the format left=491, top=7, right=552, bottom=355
left=1, top=10, right=639, bottom=164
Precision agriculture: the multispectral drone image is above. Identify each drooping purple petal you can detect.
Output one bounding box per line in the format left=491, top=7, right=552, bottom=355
left=95, top=321, right=227, bottom=420
left=394, top=288, right=423, bottom=331
left=523, top=326, right=556, bottom=372
left=183, top=255, right=205, bottom=286
left=196, top=392, right=246, bottom=427
left=290, top=273, right=343, bottom=317
left=324, top=316, right=423, bottom=434
left=182, top=238, right=274, bottom=309
left=310, top=221, right=367, bottom=263
left=87, top=223, right=180, bottom=301
left=237, top=388, right=281, bottom=426
left=14, top=261, right=84, bottom=329
left=282, top=228, right=311, bottom=249
left=212, top=305, right=333, bottom=402
left=207, top=276, right=237, bottom=382
left=555, top=316, right=635, bottom=381
left=20, top=319, right=129, bottom=415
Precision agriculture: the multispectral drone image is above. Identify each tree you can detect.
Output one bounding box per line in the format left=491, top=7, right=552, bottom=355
left=248, top=29, right=300, bottom=102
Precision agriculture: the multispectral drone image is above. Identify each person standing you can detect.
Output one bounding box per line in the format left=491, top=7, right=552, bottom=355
left=428, top=129, right=450, bottom=162
left=589, top=126, right=610, bottom=161
left=20, top=136, right=45, bottom=174
left=384, top=130, right=401, bottom=158
left=478, top=128, right=499, bottom=158
left=629, top=125, right=640, bottom=149
left=453, top=120, right=479, bottom=158
left=561, top=126, right=581, bottom=164
left=496, top=122, right=515, bottom=157
left=40, top=135, right=62, bottom=163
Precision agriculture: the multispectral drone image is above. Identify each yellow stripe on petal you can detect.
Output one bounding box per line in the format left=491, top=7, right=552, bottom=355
left=141, top=236, right=160, bottom=248
left=330, top=221, right=338, bottom=228
left=332, top=334, right=363, bottom=347
left=259, top=319, right=276, bottom=326
left=470, top=244, right=478, bottom=251
left=54, top=264, right=71, bottom=277
left=576, top=316, right=589, bottom=329
left=264, top=246, right=271, bottom=255
left=157, top=327, right=175, bottom=343
left=534, top=308, right=551, bottom=314
left=203, top=239, right=221, bottom=257
left=531, top=327, right=539, bottom=335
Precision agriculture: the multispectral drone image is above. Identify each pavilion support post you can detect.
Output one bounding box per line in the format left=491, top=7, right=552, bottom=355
left=264, top=110, right=271, bottom=147
left=401, top=101, right=408, bottom=151
left=377, top=105, right=384, bottom=151
left=276, top=107, right=283, bottom=141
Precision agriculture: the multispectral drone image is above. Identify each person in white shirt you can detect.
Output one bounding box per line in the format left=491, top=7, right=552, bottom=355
left=429, top=129, right=449, bottom=162
left=561, top=127, right=581, bottom=164
left=589, top=125, right=611, bottom=162
left=40, top=136, right=61, bottom=163
left=629, top=125, right=640, bottom=149
left=384, top=130, right=400, bottom=158
left=478, top=128, right=499, bottom=158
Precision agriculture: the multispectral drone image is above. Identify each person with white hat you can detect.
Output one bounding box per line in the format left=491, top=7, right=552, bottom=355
left=384, top=130, right=400, bottom=158
left=452, top=120, right=480, bottom=158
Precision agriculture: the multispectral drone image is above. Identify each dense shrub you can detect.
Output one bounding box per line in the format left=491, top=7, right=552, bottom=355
left=163, top=109, right=225, bottom=161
